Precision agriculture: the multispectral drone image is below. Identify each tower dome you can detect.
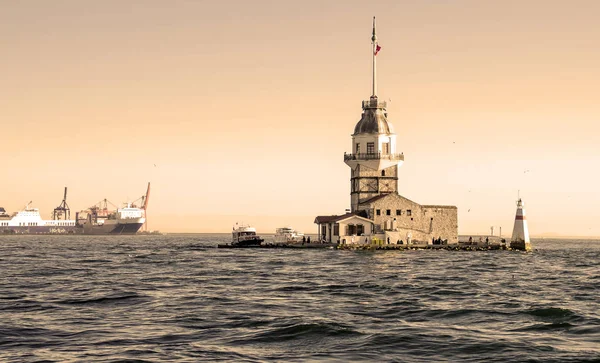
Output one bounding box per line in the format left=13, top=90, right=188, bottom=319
left=353, top=96, right=394, bottom=135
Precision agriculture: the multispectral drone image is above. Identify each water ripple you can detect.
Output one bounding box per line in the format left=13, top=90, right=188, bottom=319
left=0, top=235, right=599, bottom=362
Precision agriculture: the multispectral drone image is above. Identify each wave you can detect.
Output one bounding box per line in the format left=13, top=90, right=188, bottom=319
left=57, top=293, right=148, bottom=306
left=234, top=321, right=362, bottom=344
left=513, top=322, right=576, bottom=332
left=525, top=307, right=580, bottom=320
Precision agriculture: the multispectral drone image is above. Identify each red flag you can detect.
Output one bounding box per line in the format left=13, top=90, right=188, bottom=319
left=374, top=44, right=381, bottom=56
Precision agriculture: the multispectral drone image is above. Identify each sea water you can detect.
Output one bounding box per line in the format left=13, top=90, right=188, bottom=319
left=1, top=235, right=598, bottom=362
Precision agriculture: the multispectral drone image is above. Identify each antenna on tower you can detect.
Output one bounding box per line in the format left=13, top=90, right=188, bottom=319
left=371, top=16, right=378, bottom=97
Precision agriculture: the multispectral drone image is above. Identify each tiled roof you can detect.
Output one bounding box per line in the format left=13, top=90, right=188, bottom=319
left=314, top=211, right=370, bottom=224
left=359, top=193, right=420, bottom=206
left=422, top=205, right=457, bottom=209
left=359, top=194, right=390, bottom=205
left=314, top=213, right=353, bottom=224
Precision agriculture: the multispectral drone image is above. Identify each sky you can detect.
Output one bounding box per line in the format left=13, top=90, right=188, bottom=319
left=1, top=0, right=599, bottom=236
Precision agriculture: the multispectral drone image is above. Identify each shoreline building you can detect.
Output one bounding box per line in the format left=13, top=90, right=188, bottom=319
left=314, top=18, right=458, bottom=245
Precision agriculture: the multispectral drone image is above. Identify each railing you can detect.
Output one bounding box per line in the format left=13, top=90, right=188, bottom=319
left=362, top=99, right=387, bottom=109
left=344, top=152, right=404, bottom=162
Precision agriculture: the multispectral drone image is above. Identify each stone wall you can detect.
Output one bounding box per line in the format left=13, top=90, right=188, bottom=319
left=350, top=164, right=398, bottom=210
left=352, top=164, right=398, bottom=178
left=357, top=193, right=458, bottom=243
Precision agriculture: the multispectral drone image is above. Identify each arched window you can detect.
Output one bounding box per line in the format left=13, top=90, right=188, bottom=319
left=381, top=170, right=385, bottom=176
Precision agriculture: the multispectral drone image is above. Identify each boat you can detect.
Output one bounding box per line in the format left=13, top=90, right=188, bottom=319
left=0, top=184, right=151, bottom=235
left=0, top=202, right=78, bottom=234
left=230, top=223, right=264, bottom=246
left=77, top=202, right=145, bottom=235
left=76, top=183, right=150, bottom=235
left=0, top=188, right=79, bottom=234
left=273, top=227, right=304, bottom=243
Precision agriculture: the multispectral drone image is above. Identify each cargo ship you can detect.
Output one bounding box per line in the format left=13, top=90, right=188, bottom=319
left=0, top=204, right=79, bottom=234
left=76, top=183, right=150, bottom=235
left=0, top=183, right=150, bottom=235
left=77, top=201, right=146, bottom=235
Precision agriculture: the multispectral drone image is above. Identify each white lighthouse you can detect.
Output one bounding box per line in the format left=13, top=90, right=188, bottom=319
left=344, top=17, right=404, bottom=212
left=510, top=198, right=532, bottom=251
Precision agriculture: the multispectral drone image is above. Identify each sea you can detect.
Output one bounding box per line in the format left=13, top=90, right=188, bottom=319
left=0, top=235, right=598, bottom=362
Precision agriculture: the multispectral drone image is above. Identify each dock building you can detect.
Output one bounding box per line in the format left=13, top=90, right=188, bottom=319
left=315, top=18, right=458, bottom=245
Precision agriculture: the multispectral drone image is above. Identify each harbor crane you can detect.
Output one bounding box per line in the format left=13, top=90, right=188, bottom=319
left=52, top=187, right=71, bottom=220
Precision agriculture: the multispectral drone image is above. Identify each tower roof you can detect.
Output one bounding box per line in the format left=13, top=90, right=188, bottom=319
left=353, top=96, right=394, bottom=135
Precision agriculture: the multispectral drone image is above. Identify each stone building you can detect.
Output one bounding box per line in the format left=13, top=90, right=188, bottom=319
left=315, top=18, right=458, bottom=245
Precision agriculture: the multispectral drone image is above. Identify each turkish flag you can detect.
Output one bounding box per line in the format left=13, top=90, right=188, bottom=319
left=374, top=44, right=381, bottom=56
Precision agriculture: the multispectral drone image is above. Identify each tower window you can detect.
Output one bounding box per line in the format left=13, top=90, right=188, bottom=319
left=407, top=210, right=412, bottom=216
left=382, top=142, right=389, bottom=154
left=396, top=209, right=401, bottom=215
left=386, top=209, right=391, bottom=216
left=381, top=170, right=385, bottom=176
left=367, top=142, right=375, bottom=154
left=356, top=143, right=360, bottom=154
left=376, top=209, right=381, bottom=216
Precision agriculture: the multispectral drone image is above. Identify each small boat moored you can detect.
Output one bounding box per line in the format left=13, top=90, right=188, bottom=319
left=273, top=227, right=304, bottom=244
left=225, top=223, right=264, bottom=247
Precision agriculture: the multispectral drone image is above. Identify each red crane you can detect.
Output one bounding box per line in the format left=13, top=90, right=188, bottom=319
left=142, top=182, right=150, bottom=231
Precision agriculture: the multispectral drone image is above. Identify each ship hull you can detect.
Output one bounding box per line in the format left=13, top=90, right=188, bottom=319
left=0, top=222, right=144, bottom=235
left=232, top=238, right=264, bottom=247
left=82, top=222, right=144, bottom=235
left=218, top=237, right=265, bottom=248
left=1, top=226, right=81, bottom=235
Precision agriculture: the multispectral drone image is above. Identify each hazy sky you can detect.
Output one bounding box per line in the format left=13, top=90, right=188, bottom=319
left=2, top=0, right=599, bottom=236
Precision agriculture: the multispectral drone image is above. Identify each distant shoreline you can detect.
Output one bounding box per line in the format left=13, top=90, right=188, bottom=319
left=153, top=233, right=600, bottom=240
left=2, top=232, right=599, bottom=240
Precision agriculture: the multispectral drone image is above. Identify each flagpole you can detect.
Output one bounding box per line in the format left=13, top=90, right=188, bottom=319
left=372, top=16, right=377, bottom=97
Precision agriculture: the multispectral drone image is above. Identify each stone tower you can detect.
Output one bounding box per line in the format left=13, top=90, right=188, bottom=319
left=344, top=17, right=404, bottom=212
